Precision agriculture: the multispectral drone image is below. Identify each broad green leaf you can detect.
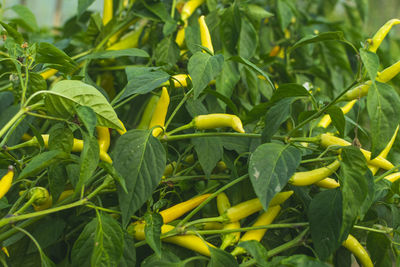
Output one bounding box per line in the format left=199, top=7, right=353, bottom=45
left=0, top=92, right=14, bottom=114
left=215, top=60, right=240, bottom=110
left=238, top=16, right=258, bottom=59
left=360, top=48, right=379, bottom=83
left=91, top=212, right=124, bottom=267
left=11, top=5, right=39, bottom=32
left=28, top=72, right=47, bottom=93
left=18, top=150, right=68, bottom=180
left=367, top=232, right=391, bottom=267
left=36, top=43, right=77, bottom=73
left=45, top=80, right=122, bottom=130
left=81, top=48, right=149, bottom=60
left=188, top=52, right=224, bottom=98
left=240, top=65, right=260, bottom=105
left=237, top=241, right=269, bottom=266
left=76, top=133, right=99, bottom=193
left=154, top=36, right=180, bottom=66
left=121, top=67, right=170, bottom=100
left=48, top=124, right=74, bottom=153
left=277, top=0, right=293, bottom=31
left=220, top=3, right=241, bottom=54
left=48, top=164, right=68, bottom=202
left=112, top=130, right=166, bottom=227
left=99, top=161, right=127, bottom=194
left=192, top=137, right=223, bottom=177
left=71, top=219, right=97, bottom=266
left=338, top=147, right=371, bottom=242
left=204, top=88, right=239, bottom=115
left=308, top=189, right=342, bottom=260
left=144, top=212, right=163, bottom=256
left=222, top=137, right=252, bottom=154
left=76, top=106, right=97, bottom=136
left=333, top=246, right=351, bottom=267
left=142, top=249, right=182, bottom=267
left=78, top=0, right=95, bottom=17
left=208, top=247, right=238, bottom=267
left=289, top=32, right=345, bottom=53
left=0, top=21, right=23, bottom=44
left=270, top=83, right=310, bottom=104
left=262, top=98, right=294, bottom=143
left=367, top=82, right=400, bottom=158
left=249, top=143, right=301, bottom=210
left=325, top=106, right=345, bottom=137
left=28, top=217, right=66, bottom=253
left=117, top=234, right=136, bottom=267
left=244, top=4, right=274, bottom=22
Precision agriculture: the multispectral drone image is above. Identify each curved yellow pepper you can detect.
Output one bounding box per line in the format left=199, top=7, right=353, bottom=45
left=289, top=160, right=340, bottom=186
left=149, top=87, right=170, bottom=137
left=198, top=15, right=214, bottom=53
left=0, top=166, right=14, bottom=199
left=368, top=19, right=400, bottom=53
left=342, top=234, right=373, bottom=267
left=194, top=114, right=245, bottom=133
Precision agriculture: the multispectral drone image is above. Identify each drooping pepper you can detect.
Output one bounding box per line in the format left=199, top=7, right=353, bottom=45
left=0, top=166, right=14, bottom=199
left=117, top=119, right=127, bottom=135
left=289, top=160, right=340, bottom=186
left=368, top=19, right=400, bottom=53
left=342, top=234, right=373, bottom=267
left=193, top=114, right=245, bottom=133
left=102, top=0, right=113, bottom=25
left=198, top=15, right=214, bottom=54
left=40, top=69, right=58, bottom=80
left=96, top=126, right=110, bottom=152
left=106, top=19, right=148, bottom=51
left=161, top=74, right=191, bottom=88
left=149, top=87, right=170, bottom=137
left=319, top=134, right=394, bottom=170
left=231, top=205, right=281, bottom=256
left=217, top=193, right=241, bottom=250
left=314, top=178, right=340, bottom=189
left=318, top=100, right=357, bottom=128
left=180, top=0, right=205, bottom=21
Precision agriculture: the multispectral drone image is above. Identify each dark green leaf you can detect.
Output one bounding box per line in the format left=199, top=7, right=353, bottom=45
left=262, top=98, right=294, bottom=143
left=220, top=3, right=241, bottom=54
left=36, top=43, right=77, bottom=73
left=112, top=130, right=166, bottom=227
left=325, top=106, right=345, bottom=137
left=277, top=0, right=293, bottom=31
left=308, top=189, right=342, bottom=260
left=238, top=17, right=258, bottom=59
left=360, top=48, right=379, bottom=83
left=28, top=217, right=66, bottom=253
left=215, top=61, right=240, bottom=109
left=367, top=232, right=391, bottom=267
left=188, top=52, right=224, bottom=98
left=208, top=247, right=238, bottom=267
left=142, top=249, right=182, bottom=267
left=278, top=254, right=331, bottom=267
left=237, top=241, right=269, bottom=266
left=192, top=137, right=223, bottom=177
left=118, top=233, right=136, bottom=267
left=76, top=106, right=97, bottom=136
left=71, top=219, right=97, bottom=266
left=81, top=48, right=149, bottom=60
left=48, top=124, right=74, bottom=153
left=0, top=21, right=23, bottom=43
left=48, top=164, right=68, bottom=202
left=144, top=212, right=163, bottom=256
left=249, top=143, right=301, bottom=210
left=76, top=133, right=99, bottom=193
left=289, top=32, right=345, bottom=53
left=270, top=83, right=310, bottom=104
left=78, top=0, right=95, bottom=17
left=155, top=36, right=180, bottom=66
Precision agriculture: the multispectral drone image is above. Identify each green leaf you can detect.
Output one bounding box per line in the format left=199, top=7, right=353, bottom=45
left=71, top=219, right=97, bottom=266
left=48, top=124, right=74, bottom=153
left=18, top=150, right=68, bottom=180
left=249, top=143, right=301, bottom=210
left=244, top=4, right=274, bottom=21
left=367, top=82, right=400, bottom=158
left=367, top=232, right=391, bottom=267
left=118, top=233, right=136, bottom=267
left=76, top=133, right=99, bottom=193
left=277, top=0, right=293, bottom=31
left=338, top=147, right=371, bottom=242
left=76, top=106, right=97, bottom=136
left=308, top=189, right=342, bottom=260
left=91, top=212, right=124, bottom=267
left=278, top=254, right=331, bottom=267
left=121, top=67, right=170, bottom=100
left=289, top=32, right=345, bottom=53
left=203, top=88, right=239, bottom=115
left=188, top=52, right=224, bottom=98
left=0, top=21, right=24, bottom=44
left=48, top=164, right=68, bottom=202
left=208, top=247, right=238, bottom=267
left=154, top=36, right=180, bottom=66
left=78, top=0, right=95, bottom=17
left=325, top=106, right=345, bottom=137
left=144, top=212, right=163, bottom=256
left=215, top=61, right=240, bottom=109
left=11, top=5, right=39, bottom=32
left=238, top=16, right=258, bottom=59
left=360, top=48, right=379, bottom=83
left=220, top=3, right=241, bottom=54
left=112, top=130, right=166, bottom=227
left=28, top=72, right=47, bottom=93
left=28, top=217, right=66, bottom=253
left=45, top=80, right=122, bottom=130
left=36, top=43, right=77, bottom=73
left=142, top=249, right=182, bottom=267
left=270, top=83, right=310, bottom=104
left=192, top=137, right=223, bottom=177
left=262, top=98, right=294, bottom=143
left=81, top=48, right=149, bottom=60
left=237, top=241, right=269, bottom=266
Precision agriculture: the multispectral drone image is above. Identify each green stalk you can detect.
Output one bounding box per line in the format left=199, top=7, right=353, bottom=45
left=163, top=132, right=261, bottom=142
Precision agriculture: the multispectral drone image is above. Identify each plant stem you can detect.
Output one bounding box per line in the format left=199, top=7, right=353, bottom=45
left=165, top=88, right=193, bottom=129
left=165, top=121, right=195, bottom=136
left=0, top=108, right=25, bottom=139
left=163, top=132, right=261, bottom=142
left=162, top=175, right=231, bottom=183
left=112, top=93, right=139, bottom=109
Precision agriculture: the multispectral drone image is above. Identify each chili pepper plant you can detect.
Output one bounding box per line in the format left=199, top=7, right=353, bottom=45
left=0, top=0, right=399, bottom=266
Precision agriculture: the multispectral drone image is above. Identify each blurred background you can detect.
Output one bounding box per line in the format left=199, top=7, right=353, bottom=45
left=0, top=0, right=398, bottom=35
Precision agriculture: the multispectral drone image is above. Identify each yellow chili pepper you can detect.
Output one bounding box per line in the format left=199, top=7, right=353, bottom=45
left=117, top=119, right=127, bottom=135
left=40, top=69, right=58, bottom=80
left=180, top=0, right=205, bottom=21
left=149, top=87, right=170, bottom=137
left=289, top=160, right=340, bottom=186
left=159, top=194, right=211, bottom=223
left=314, top=178, right=340, bottom=189
left=96, top=126, right=110, bottom=152
left=320, top=134, right=394, bottom=170
left=1, top=247, right=9, bottom=257
left=175, top=22, right=187, bottom=47
left=269, top=45, right=281, bottom=57
left=318, top=100, right=357, bottom=128
left=131, top=223, right=214, bottom=256
left=194, top=114, right=245, bottom=133
left=106, top=19, right=148, bottom=51
left=0, top=166, right=14, bottom=199
left=161, top=74, right=191, bottom=88
left=30, top=187, right=52, bottom=211
left=384, top=172, right=400, bottom=183
left=231, top=205, right=281, bottom=256
left=217, top=193, right=241, bottom=250
left=368, top=19, right=400, bottom=53
left=103, top=0, right=113, bottom=25
left=198, top=15, right=214, bottom=54
left=32, top=189, right=74, bottom=211
left=224, top=191, right=293, bottom=223
left=342, top=234, right=373, bottom=267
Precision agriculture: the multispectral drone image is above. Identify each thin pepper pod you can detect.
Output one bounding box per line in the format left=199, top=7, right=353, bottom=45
left=194, top=114, right=245, bottom=133
left=342, top=234, right=373, bottom=267
left=384, top=172, right=400, bottom=183
left=96, top=126, right=110, bottom=152
left=131, top=223, right=214, bottom=256
left=161, top=74, right=191, bottom=88
left=0, top=166, right=14, bottom=199
left=117, top=119, right=127, bottom=135
left=198, top=15, right=214, bottom=54
left=224, top=191, right=293, bottom=223
left=180, top=0, right=205, bottom=21
left=159, top=194, right=211, bottom=223
left=319, top=134, right=394, bottom=170
left=231, top=205, right=281, bottom=256
left=149, top=87, right=170, bottom=137
left=106, top=19, right=148, bottom=51
left=217, top=193, right=241, bottom=250
left=318, top=100, right=357, bottom=128
left=102, top=0, right=113, bottom=25
left=314, top=178, right=340, bottom=189
left=40, top=69, right=58, bottom=80
left=175, top=21, right=187, bottom=47
left=368, top=19, right=400, bottom=53
left=289, top=160, right=340, bottom=186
